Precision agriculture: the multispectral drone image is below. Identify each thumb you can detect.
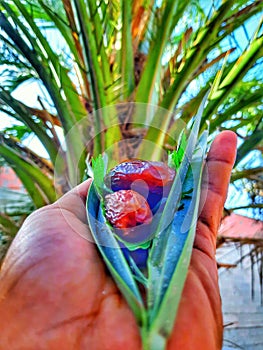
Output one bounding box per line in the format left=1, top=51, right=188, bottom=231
left=52, top=179, right=92, bottom=224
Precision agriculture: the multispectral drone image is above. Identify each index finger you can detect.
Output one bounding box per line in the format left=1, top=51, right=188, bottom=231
left=195, top=131, right=237, bottom=257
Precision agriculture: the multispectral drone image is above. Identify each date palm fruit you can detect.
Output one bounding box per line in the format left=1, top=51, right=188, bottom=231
left=105, top=189, right=153, bottom=229
left=104, top=160, right=175, bottom=212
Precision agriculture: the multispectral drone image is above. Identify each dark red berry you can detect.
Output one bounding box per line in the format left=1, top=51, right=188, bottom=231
left=104, top=160, right=175, bottom=211
left=105, top=160, right=175, bottom=189
left=105, top=190, right=152, bottom=229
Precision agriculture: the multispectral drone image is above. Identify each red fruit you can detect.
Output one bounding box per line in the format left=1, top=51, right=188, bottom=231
left=105, top=190, right=152, bottom=229
left=104, top=160, right=175, bottom=211
left=105, top=160, right=175, bottom=190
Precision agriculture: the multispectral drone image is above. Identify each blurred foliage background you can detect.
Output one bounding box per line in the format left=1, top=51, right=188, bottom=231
left=0, top=0, right=262, bottom=255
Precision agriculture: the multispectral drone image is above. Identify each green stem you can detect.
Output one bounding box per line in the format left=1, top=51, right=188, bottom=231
left=141, top=327, right=167, bottom=350
left=121, top=0, right=135, bottom=99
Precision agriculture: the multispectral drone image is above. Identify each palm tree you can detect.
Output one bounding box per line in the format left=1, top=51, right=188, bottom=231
left=0, top=0, right=262, bottom=233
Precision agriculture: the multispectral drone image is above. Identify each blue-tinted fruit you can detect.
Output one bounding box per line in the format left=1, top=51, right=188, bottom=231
left=104, top=160, right=175, bottom=211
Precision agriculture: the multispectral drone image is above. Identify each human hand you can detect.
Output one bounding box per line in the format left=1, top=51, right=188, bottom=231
left=0, top=131, right=237, bottom=350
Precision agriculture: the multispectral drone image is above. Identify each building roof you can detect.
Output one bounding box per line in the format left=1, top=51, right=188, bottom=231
left=0, top=166, right=23, bottom=191
left=218, top=213, right=263, bottom=244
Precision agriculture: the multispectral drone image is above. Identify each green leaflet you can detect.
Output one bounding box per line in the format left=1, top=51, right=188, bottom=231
left=91, top=154, right=108, bottom=199
left=86, top=183, right=145, bottom=324
left=147, top=131, right=208, bottom=349
left=168, top=131, right=187, bottom=171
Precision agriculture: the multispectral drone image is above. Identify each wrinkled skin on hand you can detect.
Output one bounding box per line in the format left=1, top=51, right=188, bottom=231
left=0, top=131, right=237, bottom=350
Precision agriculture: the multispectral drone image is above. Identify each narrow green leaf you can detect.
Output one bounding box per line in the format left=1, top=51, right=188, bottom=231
left=208, top=49, right=230, bottom=101
left=73, top=0, right=107, bottom=112
left=0, top=213, right=19, bottom=236
left=87, top=0, right=113, bottom=98
left=91, top=154, right=108, bottom=198
left=168, top=132, right=187, bottom=171
left=147, top=97, right=207, bottom=318
left=86, top=183, right=145, bottom=323
left=121, top=0, right=135, bottom=99
left=148, top=132, right=208, bottom=346
left=135, top=0, right=188, bottom=107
